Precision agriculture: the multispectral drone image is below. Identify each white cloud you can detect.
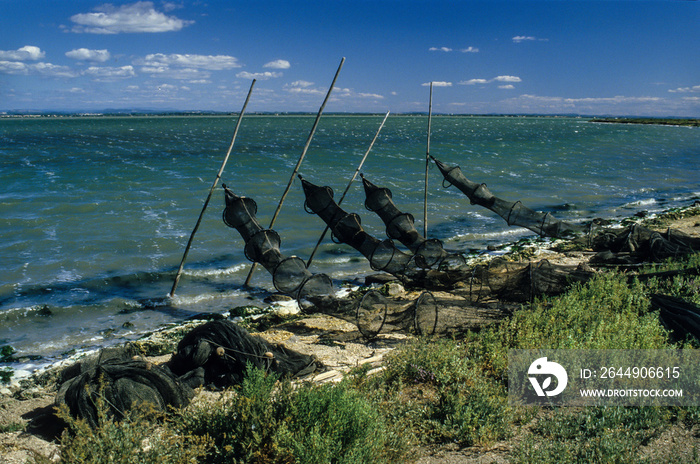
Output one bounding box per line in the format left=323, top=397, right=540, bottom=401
left=285, top=81, right=324, bottom=95
left=136, top=53, right=241, bottom=70
left=461, top=78, right=489, bottom=85
left=422, top=81, right=452, bottom=87
left=460, top=75, right=522, bottom=85
left=512, top=36, right=537, bottom=43
left=493, top=75, right=522, bottom=83
left=332, top=87, right=353, bottom=97
left=141, top=66, right=210, bottom=80
left=0, top=45, right=45, bottom=61
left=668, top=85, right=700, bottom=93
left=236, top=71, right=282, bottom=80
left=84, top=65, right=136, bottom=80
left=289, top=80, right=314, bottom=88
left=461, top=47, right=479, bottom=53
left=263, top=59, right=290, bottom=69
left=0, top=61, right=28, bottom=74
left=32, top=62, right=80, bottom=77
left=358, top=93, right=384, bottom=99
left=0, top=60, right=79, bottom=77
left=66, top=48, right=111, bottom=62
left=429, top=47, right=452, bottom=52
left=512, top=94, right=662, bottom=106
left=498, top=85, right=515, bottom=90
left=69, top=1, right=194, bottom=34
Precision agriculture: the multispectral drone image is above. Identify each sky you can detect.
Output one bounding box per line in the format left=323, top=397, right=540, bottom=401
left=1, top=0, right=698, bottom=116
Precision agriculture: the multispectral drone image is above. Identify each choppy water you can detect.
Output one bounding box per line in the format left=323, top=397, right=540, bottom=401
left=1, top=115, right=699, bottom=370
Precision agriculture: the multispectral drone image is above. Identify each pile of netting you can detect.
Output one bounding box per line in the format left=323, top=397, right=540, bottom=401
left=588, top=222, right=700, bottom=264
left=651, top=294, right=700, bottom=342
left=56, top=344, right=195, bottom=428
left=166, top=320, right=322, bottom=389
left=56, top=319, right=327, bottom=427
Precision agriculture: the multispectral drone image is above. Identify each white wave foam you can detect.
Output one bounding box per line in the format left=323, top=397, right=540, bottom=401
left=169, top=289, right=245, bottom=306
left=184, top=264, right=246, bottom=277
left=450, top=227, right=529, bottom=242
left=621, top=198, right=658, bottom=208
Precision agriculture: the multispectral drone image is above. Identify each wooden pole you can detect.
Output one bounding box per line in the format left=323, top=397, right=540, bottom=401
left=424, top=82, right=433, bottom=238
left=306, top=110, right=390, bottom=268
left=244, top=57, right=345, bottom=287
left=169, top=79, right=256, bottom=297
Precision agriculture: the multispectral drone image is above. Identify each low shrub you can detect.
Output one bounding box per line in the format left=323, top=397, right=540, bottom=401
left=36, top=398, right=210, bottom=464
left=177, top=364, right=407, bottom=464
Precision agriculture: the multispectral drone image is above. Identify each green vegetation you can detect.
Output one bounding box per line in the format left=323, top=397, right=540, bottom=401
left=176, top=364, right=408, bottom=464
left=1, top=345, right=15, bottom=383
left=33, top=251, right=700, bottom=463
left=590, top=117, right=700, bottom=127
left=34, top=397, right=210, bottom=464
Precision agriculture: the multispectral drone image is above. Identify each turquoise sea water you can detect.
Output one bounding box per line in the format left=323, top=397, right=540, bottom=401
left=1, top=115, right=699, bottom=369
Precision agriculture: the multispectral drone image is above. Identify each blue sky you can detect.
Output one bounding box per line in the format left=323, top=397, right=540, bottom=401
left=1, top=0, right=698, bottom=116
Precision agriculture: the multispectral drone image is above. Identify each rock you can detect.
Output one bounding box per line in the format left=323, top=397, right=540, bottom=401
left=264, top=294, right=294, bottom=303
left=270, top=300, right=301, bottom=316
left=364, top=273, right=397, bottom=286
left=384, top=282, right=405, bottom=298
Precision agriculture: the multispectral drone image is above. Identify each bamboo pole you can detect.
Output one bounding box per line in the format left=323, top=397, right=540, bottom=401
left=424, top=82, right=433, bottom=238
left=306, top=110, right=390, bottom=268
left=169, top=79, right=256, bottom=297
left=243, top=57, right=345, bottom=287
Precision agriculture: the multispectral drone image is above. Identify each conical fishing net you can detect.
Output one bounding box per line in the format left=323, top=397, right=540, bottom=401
left=220, top=183, right=451, bottom=337
left=361, top=174, right=465, bottom=270
left=431, top=155, right=586, bottom=239
left=299, top=175, right=423, bottom=281
left=222, top=184, right=334, bottom=300
left=431, top=156, right=698, bottom=263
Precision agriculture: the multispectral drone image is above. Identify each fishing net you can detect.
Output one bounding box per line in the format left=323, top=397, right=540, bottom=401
left=431, top=156, right=698, bottom=264
left=431, top=156, right=586, bottom=239
left=166, top=320, right=323, bottom=389
left=339, top=289, right=510, bottom=337
left=470, top=258, right=596, bottom=303
left=590, top=224, right=700, bottom=263
left=222, top=184, right=334, bottom=300
left=56, top=345, right=194, bottom=428
left=651, top=294, right=700, bottom=342
left=361, top=174, right=465, bottom=270
left=299, top=175, right=423, bottom=282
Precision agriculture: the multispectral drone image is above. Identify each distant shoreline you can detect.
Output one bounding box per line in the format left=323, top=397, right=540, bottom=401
left=2, top=112, right=698, bottom=124
left=590, top=117, right=700, bottom=127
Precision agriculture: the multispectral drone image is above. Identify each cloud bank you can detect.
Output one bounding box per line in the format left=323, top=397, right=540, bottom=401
left=69, top=1, right=194, bottom=34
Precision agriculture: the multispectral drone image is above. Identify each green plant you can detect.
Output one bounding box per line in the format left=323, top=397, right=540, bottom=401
left=37, top=397, right=210, bottom=464
left=178, top=364, right=407, bottom=463
left=513, top=406, right=673, bottom=464
left=0, top=345, right=15, bottom=362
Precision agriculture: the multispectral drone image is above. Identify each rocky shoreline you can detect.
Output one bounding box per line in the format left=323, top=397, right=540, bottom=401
left=1, top=202, right=699, bottom=463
